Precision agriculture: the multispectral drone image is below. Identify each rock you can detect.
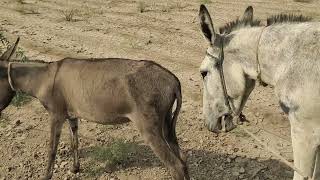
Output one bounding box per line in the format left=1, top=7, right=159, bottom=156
left=7, top=166, right=13, bottom=172
left=227, top=158, right=232, bottom=163
left=60, top=161, right=68, bottom=168
left=229, top=154, right=237, bottom=160
left=239, top=167, right=245, bottom=173
left=14, top=120, right=21, bottom=127
left=232, top=171, right=240, bottom=176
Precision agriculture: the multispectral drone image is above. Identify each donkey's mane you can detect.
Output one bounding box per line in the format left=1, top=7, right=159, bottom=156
left=266, top=13, right=312, bottom=26
left=219, top=18, right=262, bottom=34
left=219, top=13, right=312, bottom=35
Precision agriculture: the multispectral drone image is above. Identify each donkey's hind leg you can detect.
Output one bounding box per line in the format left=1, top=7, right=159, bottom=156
left=164, top=111, right=187, bottom=163
left=67, top=118, right=80, bottom=173
left=134, top=113, right=189, bottom=180
left=41, top=114, right=65, bottom=180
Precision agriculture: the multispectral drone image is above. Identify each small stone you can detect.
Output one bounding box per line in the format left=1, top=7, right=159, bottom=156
left=182, top=138, right=189, bottom=142
left=14, top=120, right=21, bottom=127
left=232, top=171, right=240, bottom=176
left=227, top=158, right=231, bottom=163
left=239, top=167, right=245, bottom=173
left=60, top=161, right=68, bottom=168
left=7, top=166, right=13, bottom=172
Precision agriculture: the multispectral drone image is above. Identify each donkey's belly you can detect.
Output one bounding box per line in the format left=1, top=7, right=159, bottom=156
left=75, top=111, right=131, bottom=125
left=67, top=95, right=134, bottom=125
left=90, top=115, right=131, bottom=125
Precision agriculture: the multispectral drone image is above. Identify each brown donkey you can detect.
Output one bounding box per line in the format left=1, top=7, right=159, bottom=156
left=0, top=38, right=189, bottom=180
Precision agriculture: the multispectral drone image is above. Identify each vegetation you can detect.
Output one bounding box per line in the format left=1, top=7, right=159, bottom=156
left=84, top=139, right=138, bottom=176
left=62, top=8, right=78, bottom=22
left=88, top=139, right=137, bottom=166
left=11, top=91, right=32, bottom=107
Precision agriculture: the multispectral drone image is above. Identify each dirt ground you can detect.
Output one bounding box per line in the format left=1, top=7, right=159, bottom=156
left=0, top=0, right=319, bottom=179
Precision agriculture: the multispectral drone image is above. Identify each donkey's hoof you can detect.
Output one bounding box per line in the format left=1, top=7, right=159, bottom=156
left=71, top=165, right=80, bottom=174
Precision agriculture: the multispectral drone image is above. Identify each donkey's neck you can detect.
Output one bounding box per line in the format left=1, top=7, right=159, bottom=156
left=9, top=62, right=55, bottom=98
left=257, top=23, right=318, bottom=86
left=226, top=27, right=264, bottom=81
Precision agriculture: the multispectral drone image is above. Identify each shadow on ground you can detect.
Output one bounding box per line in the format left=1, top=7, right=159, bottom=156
left=79, top=142, right=293, bottom=180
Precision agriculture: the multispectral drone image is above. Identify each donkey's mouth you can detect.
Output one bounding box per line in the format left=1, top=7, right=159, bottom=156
left=207, top=113, right=236, bottom=133
left=220, top=114, right=236, bottom=132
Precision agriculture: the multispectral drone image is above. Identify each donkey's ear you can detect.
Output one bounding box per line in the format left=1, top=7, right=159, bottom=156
left=199, top=4, right=216, bottom=44
left=0, top=37, right=20, bottom=61
left=242, top=6, right=253, bottom=22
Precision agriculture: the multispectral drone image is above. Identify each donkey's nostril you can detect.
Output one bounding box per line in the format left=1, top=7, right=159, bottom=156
left=201, top=71, right=208, bottom=79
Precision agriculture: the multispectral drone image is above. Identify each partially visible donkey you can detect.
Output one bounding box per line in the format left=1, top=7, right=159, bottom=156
left=0, top=38, right=189, bottom=180
left=199, top=4, right=320, bottom=180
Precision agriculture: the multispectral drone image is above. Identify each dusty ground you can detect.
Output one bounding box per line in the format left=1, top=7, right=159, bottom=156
left=0, top=0, right=319, bottom=179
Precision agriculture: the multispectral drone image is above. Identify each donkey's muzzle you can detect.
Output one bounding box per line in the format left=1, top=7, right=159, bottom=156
left=206, top=113, right=236, bottom=133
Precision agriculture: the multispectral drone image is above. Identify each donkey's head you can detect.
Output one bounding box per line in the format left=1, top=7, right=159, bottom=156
left=199, top=5, right=256, bottom=133
left=0, top=37, right=20, bottom=110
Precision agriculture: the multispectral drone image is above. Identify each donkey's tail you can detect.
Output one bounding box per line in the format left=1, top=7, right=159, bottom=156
left=169, top=82, right=182, bottom=142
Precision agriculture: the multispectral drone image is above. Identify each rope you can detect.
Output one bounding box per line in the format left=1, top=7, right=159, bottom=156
left=239, top=125, right=310, bottom=180
left=7, top=62, right=15, bottom=91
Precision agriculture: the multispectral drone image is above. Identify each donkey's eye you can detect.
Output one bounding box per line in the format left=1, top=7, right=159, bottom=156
left=201, top=71, right=208, bottom=79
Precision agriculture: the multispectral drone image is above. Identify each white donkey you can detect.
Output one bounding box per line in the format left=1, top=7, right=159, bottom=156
left=198, top=4, right=320, bottom=180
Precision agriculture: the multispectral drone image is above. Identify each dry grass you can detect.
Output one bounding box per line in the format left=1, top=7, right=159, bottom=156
left=62, top=8, right=78, bottom=22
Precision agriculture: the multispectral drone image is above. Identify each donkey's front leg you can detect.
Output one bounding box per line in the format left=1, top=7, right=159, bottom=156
left=67, top=118, right=80, bottom=173
left=290, top=119, right=320, bottom=180
left=41, top=114, right=65, bottom=180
